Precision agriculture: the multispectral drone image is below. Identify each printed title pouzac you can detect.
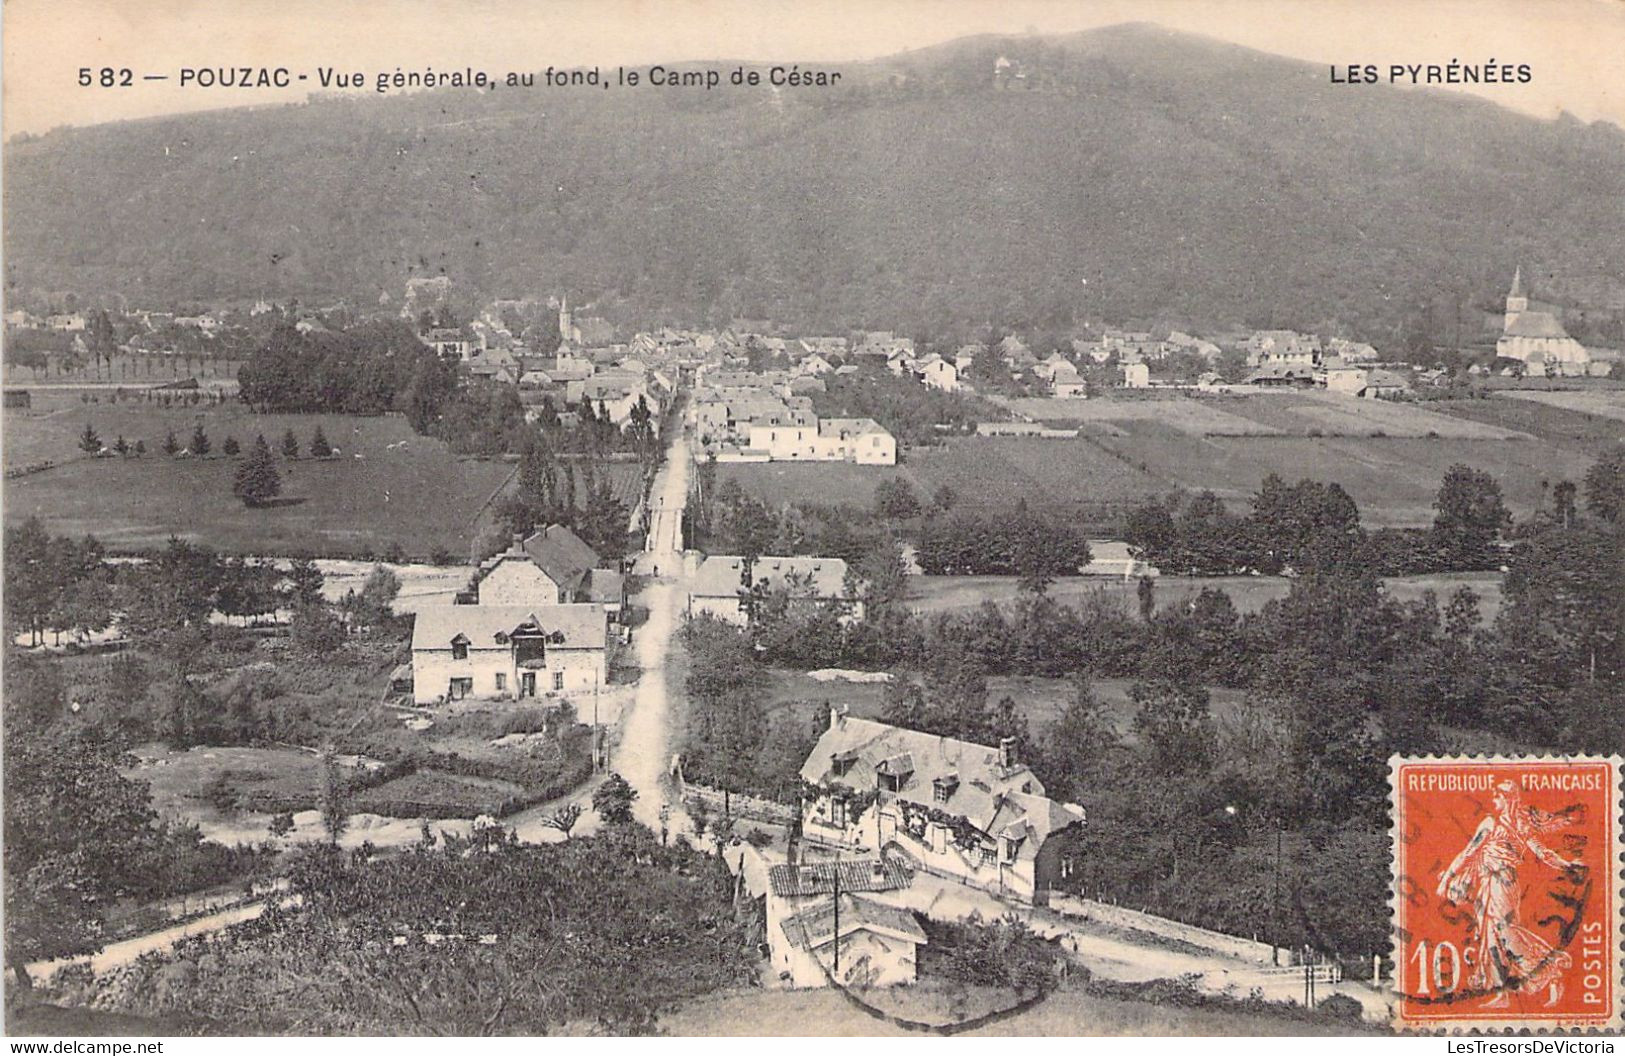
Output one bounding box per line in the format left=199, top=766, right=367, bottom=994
left=190, top=65, right=846, bottom=94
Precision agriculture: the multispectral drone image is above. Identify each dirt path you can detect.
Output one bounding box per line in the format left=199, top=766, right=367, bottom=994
left=616, top=423, right=693, bottom=835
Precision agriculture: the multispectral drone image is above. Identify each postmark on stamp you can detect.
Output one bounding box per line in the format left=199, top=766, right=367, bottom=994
left=1390, top=755, right=1622, bottom=1032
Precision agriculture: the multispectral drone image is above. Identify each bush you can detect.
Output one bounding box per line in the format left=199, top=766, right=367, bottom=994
left=1318, top=993, right=1364, bottom=1022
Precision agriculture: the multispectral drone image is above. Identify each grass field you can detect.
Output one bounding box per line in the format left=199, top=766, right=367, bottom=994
left=721, top=419, right=1590, bottom=528
left=719, top=436, right=1165, bottom=526
left=904, top=571, right=1504, bottom=622
left=4, top=389, right=642, bottom=556
left=1089, top=425, right=1594, bottom=527
left=994, top=392, right=1522, bottom=440
left=1425, top=396, right=1625, bottom=454
left=995, top=395, right=1284, bottom=436
left=124, top=744, right=378, bottom=823
left=1498, top=388, right=1625, bottom=424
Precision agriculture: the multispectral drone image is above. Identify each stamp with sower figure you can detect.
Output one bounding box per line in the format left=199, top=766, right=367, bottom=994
left=1390, top=756, right=1622, bottom=1032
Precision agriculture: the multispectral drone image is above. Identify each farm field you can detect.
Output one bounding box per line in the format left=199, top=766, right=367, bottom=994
left=1498, top=388, right=1625, bottom=423
left=904, top=571, right=1504, bottom=623
left=1216, top=391, right=1523, bottom=439
left=722, top=411, right=1592, bottom=530
left=994, top=391, right=1520, bottom=440
left=1424, top=395, right=1625, bottom=454
left=1089, top=426, right=1593, bottom=527
left=995, top=395, right=1284, bottom=435
left=4, top=390, right=646, bottom=556
left=720, top=436, right=1165, bottom=526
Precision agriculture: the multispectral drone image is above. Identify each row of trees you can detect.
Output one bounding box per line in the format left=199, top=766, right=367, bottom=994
left=79, top=423, right=334, bottom=462
left=491, top=436, right=633, bottom=558
left=1122, top=466, right=1519, bottom=576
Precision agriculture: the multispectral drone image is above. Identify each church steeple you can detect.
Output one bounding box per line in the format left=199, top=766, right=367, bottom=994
left=1504, top=267, right=1528, bottom=330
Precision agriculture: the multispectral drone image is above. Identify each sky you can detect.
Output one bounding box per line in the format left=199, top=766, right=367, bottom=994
left=4, top=0, right=1625, bottom=136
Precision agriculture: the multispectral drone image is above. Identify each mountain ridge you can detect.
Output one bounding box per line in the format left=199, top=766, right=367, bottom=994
left=6, top=23, right=1623, bottom=342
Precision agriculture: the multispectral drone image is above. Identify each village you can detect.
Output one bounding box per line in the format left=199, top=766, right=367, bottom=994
left=6, top=248, right=1624, bottom=1037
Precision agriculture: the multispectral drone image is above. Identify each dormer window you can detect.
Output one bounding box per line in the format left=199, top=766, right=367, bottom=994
left=450, top=634, right=470, bottom=661
left=933, top=773, right=959, bottom=804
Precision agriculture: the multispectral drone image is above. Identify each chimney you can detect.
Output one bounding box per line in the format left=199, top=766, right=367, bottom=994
left=999, top=736, right=1017, bottom=770
left=830, top=704, right=849, bottom=730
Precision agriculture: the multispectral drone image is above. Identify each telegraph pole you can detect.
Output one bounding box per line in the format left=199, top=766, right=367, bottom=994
left=832, top=859, right=841, bottom=975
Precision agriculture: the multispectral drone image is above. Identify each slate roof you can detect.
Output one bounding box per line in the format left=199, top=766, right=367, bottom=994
left=521, top=524, right=601, bottom=594
left=768, top=858, right=911, bottom=898
left=690, top=555, right=850, bottom=600
left=778, top=894, right=928, bottom=951
left=801, top=716, right=1085, bottom=856
left=411, top=604, right=607, bottom=652
left=1503, top=311, right=1572, bottom=340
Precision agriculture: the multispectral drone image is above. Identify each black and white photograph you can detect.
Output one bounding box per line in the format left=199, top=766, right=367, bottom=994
left=2, top=0, right=1622, bottom=1040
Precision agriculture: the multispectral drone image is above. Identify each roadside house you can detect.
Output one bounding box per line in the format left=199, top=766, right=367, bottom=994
left=410, top=604, right=607, bottom=704
left=799, top=709, right=1085, bottom=906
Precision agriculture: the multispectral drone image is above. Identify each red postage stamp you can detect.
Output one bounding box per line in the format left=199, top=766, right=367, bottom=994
left=1390, top=756, right=1622, bottom=1032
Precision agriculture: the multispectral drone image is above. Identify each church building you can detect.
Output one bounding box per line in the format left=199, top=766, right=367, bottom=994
left=1496, top=268, right=1590, bottom=377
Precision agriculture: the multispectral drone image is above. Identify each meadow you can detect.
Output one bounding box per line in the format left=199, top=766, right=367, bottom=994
left=903, top=571, right=1504, bottom=623
left=1426, top=394, right=1624, bottom=453
left=1498, top=388, right=1625, bottom=424
left=4, top=388, right=642, bottom=557
left=720, top=413, right=1590, bottom=528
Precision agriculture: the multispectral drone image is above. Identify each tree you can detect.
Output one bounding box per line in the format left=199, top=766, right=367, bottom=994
left=162, top=430, right=180, bottom=457
left=1432, top=464, right=1509, bottom=569
left=874, top=478, right=921, bottom=520
left=4, top=723, right=159, bottom=987
left=309, top=426, right=333, bottom=459
left=320, top=752, right=349, bottom=844
left=285, top=557, right=326, bottom=606
left=1137, top=575, right=1156, bottom=623
left=222, top=435, right=241, bottom=457
left=190, top=422, right=211, bottom=457
left=1584, top=444, right=1625, bottom=523
left=281, top=428, right=300, bottom=459
left=133, top=439, right=146, bottom=457
left=112, top=435, right=129, bottom=456
left=345, top=565, right=400, bottom=629
left=269, top=812, right=296, bottom=838
left=233, top=434, right=282, bottom=507
left=542, top=804, right=582, bottom=839
left=77, top=422, right=101, bottom=453
left=592, top=773, right=638, bottom=824
left=932, top=484, right=957, bottom=512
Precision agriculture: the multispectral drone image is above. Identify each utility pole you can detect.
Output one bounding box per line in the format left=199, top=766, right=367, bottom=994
left=832, top=858, right=841, bottom=975
left=1273, top=824, right=1282, bottom=965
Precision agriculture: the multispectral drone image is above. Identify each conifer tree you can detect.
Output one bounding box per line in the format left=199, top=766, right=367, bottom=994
left=233, top=434, right=282, bottom=507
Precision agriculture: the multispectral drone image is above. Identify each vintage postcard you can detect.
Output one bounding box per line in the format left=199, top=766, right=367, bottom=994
left=1390, top=756, right=1622, bottom=1032
left=3, top=0, right=1623, bottom=1042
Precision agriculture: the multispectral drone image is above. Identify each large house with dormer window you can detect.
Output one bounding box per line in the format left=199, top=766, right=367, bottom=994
left=409, top=604, right=607, bottom=705
left=798, top=709, right=1085, bottom=906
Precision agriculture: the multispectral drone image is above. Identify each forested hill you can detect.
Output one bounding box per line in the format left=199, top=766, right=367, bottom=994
left=6, top=22, right=1625, bottom=341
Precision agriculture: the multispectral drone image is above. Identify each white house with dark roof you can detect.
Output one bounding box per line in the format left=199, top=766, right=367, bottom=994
left=470, top=525, right=624, bottom=615
left=764, top=858, right=927, bottom=989
left=409, top=604, right=607, bottom=704
left=799, top=709, right=1085, bottom=906
left=687, top=555, right=861, bottom=627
